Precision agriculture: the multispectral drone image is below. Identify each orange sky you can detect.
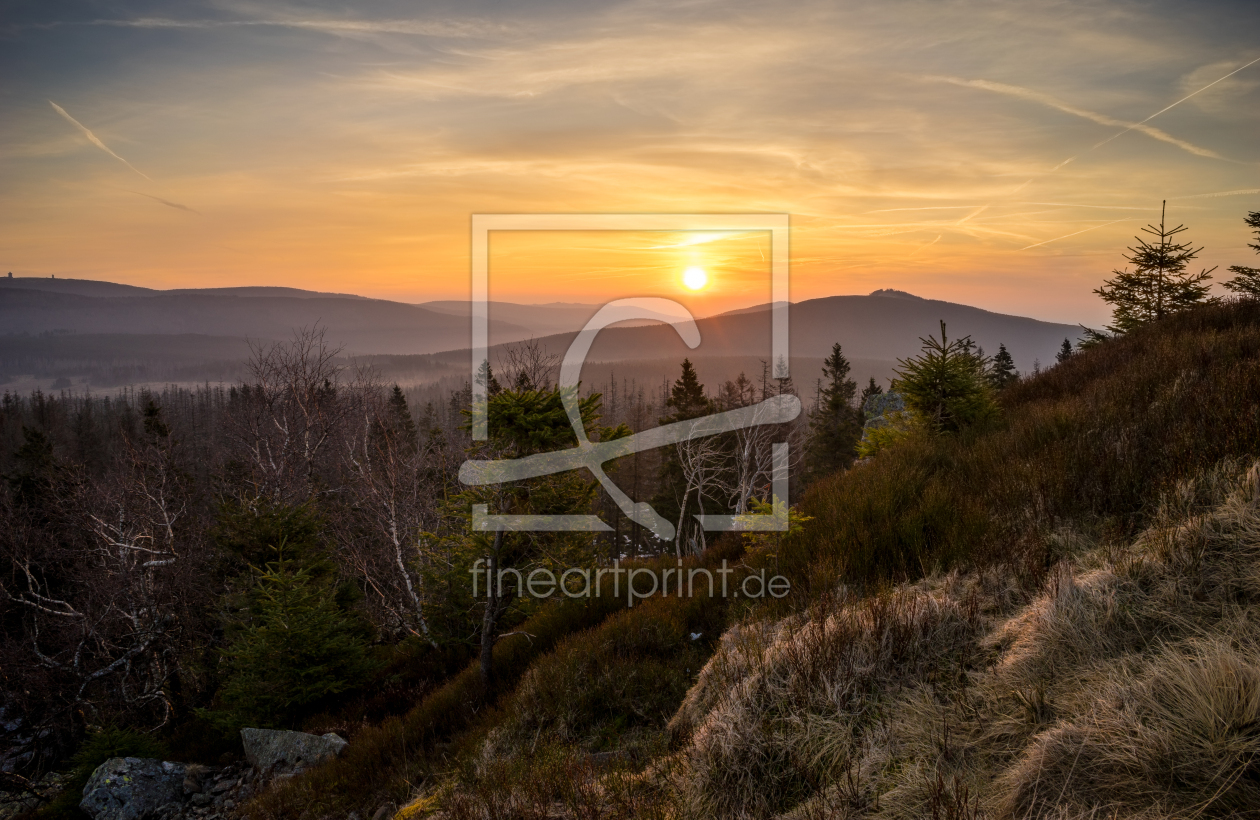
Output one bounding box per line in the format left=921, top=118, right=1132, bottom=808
left=2, top=1, right=1259, bottom=325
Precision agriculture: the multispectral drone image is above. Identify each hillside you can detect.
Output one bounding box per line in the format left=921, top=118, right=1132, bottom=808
left=0, top=287, right=531, bottom=356
left=416, top=300, right=684, bottom=336
left=0, top=279, right=1076, bottom=394
left=245, top=299, right=1260, bottom=820
left=433, top=291, right=1081, bottom=374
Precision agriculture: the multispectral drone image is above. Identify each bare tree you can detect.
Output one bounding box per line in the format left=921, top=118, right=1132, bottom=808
left=673, top=425, right=725, bottom=557
left=497, top=338, right=560, bottom=392
left=0, top=409, right=209, bottom=740
left=228, top=327, right=362, bottom=503
left=340, top=383, right=450, bottom=646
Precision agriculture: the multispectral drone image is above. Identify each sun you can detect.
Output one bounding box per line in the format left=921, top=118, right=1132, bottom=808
left=682, top=266, right=708, bottom=290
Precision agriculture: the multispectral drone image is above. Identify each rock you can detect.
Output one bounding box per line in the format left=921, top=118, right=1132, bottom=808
left=80, top=757, right=186, bottom=820
left=0, top=793, right=45, bottom=819
left=239, top=728, right=347, bottom=774
left=371, top=804, right=394, bottom=820
left=155, top=802, right=182, bottom=820
left=183, top=763, right=210, bottom=795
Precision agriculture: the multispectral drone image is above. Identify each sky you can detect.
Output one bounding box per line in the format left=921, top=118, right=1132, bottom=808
left=2, top=0, right=1258, bottom=325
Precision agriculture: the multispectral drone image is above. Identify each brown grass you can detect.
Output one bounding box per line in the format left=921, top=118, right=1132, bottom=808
left=669, top=459, right=1260, bottom=819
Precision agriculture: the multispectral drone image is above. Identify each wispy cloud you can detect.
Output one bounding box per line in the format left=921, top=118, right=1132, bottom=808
left=1170, top=188, right=1260, bottom=200
left=128, top=190, right=199, bottom=215
left=59, top=17, right=502, bottom=39
left=865, top=206, right=985, bottom=214
left=929, top=77, right=1227, bottom=161
left=48, top=101, right=150, bottom=180
left=1021, top=218, right=1132, bottom=251
left=1091, top=55, right=1260, bottom=153
left=907, top=234, right=941, bottom=258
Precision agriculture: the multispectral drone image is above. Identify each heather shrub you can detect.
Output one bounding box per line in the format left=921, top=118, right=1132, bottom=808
left=788, top=300, right=1260, bottom=595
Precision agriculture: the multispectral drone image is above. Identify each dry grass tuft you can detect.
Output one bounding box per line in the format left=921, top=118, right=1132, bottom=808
left=668, top=459, right=1260, bottom=819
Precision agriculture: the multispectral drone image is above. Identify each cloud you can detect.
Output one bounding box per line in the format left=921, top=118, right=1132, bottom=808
left=929, top=76, right=1227, bottom=161
left=1021, top=218, right=1132, bottom=251
left=1090, top=54, right=1260, bottom=152
left=1170, top=188, right=1260, bottom=200
left=1179, top=57, right=1260, bottom=114
left=128, top=191, right=200, bottom=215
left=48, top=101, right=151, bottom=180
left=59, top=16, right=504, bottom=39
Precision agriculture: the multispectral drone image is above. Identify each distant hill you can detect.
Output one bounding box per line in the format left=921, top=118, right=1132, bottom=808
left=0, top=286, right=532, bottom=355
left=0, top=276, right=368, bottom=301
left=0, top=279, right=1083, bottom=391
left=0, top=279, right=669, bottom=352
left=417, top=300, right=686, bottom=336
left=434, top=291, right=1083, bottom=375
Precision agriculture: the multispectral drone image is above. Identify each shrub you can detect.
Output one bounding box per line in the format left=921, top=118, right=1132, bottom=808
left=856, top=390, right=914, bottom=458
left=893, top=321, right=998, bottom=434
left=786, top=300, right=1260, bottom=595
left=203, top=545, right=379, bottom=731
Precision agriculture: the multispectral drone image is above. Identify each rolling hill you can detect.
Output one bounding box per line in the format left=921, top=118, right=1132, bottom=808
left=0, top=283, right=530, bottom=355
left=1, top=278, right=1082, bottom=392
left=433, top=290, right=1082, bottom=376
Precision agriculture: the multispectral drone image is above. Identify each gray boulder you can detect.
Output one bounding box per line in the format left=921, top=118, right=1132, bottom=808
left=80, top=758, right=186, bottom=820
left=239, top=728, right=347, bottom=774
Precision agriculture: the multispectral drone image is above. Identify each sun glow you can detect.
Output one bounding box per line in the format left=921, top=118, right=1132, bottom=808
left=682, top=266, right=708, bottom=290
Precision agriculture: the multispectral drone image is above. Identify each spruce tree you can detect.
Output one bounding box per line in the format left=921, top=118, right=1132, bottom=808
left=663, top=359, right=711, bottom=421
left=211, top=544, right=378, bottom=729
left=1223, top=210, right=1260, bottom=298
left=462, top=384, right=620, bottom=684
left=1055, top=338, right=1074, bottom=364
left=1095, top=201, right=1217, bottom=334
left=475, top=360, right=503, bottom=397
left=805, top=343, right=862, bottom=481
left=652, top=359, right=713, bottom=552
left=987, top=343, right=1019, bottom=390
left=894, top=321, right=997, bottom=434
left=385, top=384, right=418, bottom=453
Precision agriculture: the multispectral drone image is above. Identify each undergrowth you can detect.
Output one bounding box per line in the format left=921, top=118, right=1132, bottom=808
left=786, top=299, right=1260, bottom=594
left=249, top=301, right=1260, bottom=820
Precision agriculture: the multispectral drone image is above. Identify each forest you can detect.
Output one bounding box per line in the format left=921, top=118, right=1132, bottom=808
left=0, top=324, right=881, bottom=773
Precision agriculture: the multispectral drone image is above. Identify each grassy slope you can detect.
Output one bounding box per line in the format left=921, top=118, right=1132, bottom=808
left=784, top=299, right=1260, bottom=594
left=256, top=300, right=1260, bottom=819
left=672, top=459, right=1260, bottom=818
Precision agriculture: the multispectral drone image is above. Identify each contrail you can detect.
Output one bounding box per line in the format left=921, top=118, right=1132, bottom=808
left=931, top=77, right=1226, bottom=160
left=955, top=205, right=989, bottom=225
left=866, top=205, right=984, bottom=214
left=128, top=190, right=199, bottom=214
left=1020, top=201, right=1173, bottom=211
left=1021, top=218, right=1132, bottom=251
left=907, top=234, right=942, bottom=258
left=1091, top=55, right=1260, bottom=152
left=49, top=101, right=151, bottom=180
left=1170, top=188, right=1260, bottom=200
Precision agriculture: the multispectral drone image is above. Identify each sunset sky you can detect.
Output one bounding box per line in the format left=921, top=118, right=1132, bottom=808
left=2, top=0, right=1258, bottom=325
